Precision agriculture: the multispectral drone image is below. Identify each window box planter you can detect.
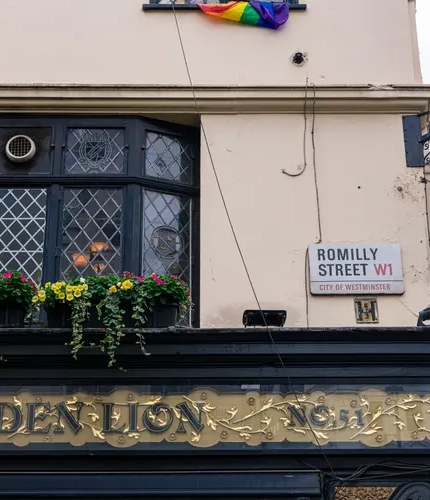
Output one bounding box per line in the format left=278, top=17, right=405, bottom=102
left=0, top=271, right=38, bottom=328
left=34, top=274, right=190, bottom=368
left=0, top=304, right=26, bottom=327
left=145, top=303, right=178, bottom=328
left=46, top=304, right=133, bottom=329
left=45, top=302, right=178, bottom=329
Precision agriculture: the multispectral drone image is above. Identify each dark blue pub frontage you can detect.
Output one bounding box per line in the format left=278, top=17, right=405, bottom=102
left=0, top=327, right=430, bottom=500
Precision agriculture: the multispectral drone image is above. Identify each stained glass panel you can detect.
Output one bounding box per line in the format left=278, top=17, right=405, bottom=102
left=64, top=129, right=125, bottom=174
left=145, top=132, right=193, bottom=184
left=0, top=188, right=47, bottom=283
left=60, top=188, right=123, bottom=278
left=143, top=190, right=192, bottom=323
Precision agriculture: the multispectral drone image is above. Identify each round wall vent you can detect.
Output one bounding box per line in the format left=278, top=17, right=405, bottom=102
left=5, top=135, right=37, bottom=163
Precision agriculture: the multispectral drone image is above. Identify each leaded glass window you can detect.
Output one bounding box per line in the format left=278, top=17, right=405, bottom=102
left=60, top=188, right=123, bottom=278
left=143, top=190, right=191, bottom=283
left=64, top=129, right=125, bottom=174
left=0, top=188, right=47, bottom=283
left=0, top=116, right=199, bottom=325
left=145, top=132, right=193, bottom=184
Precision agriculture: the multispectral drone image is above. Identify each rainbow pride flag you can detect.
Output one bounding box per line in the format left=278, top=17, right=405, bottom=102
left=198, top=1, right=289, bottom=29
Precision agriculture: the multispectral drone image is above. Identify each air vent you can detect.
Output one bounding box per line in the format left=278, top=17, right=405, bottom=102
left=5, top=135, right=37, bottom=163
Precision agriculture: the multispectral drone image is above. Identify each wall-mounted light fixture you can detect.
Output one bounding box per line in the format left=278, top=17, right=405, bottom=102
left=242, top=309, right=287, bottom=328
left=417, top=307, right=430, bottom=326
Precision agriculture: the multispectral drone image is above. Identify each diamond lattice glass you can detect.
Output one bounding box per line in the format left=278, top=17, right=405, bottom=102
left=143, top=190, right=192, bottom=324
left=145, top=132, right=193, bottom=184
left=64, top=128, right=125, bottom=174
left=60, top=188, right=123, bottom=278
left=0, top=188, right=47, bottom=283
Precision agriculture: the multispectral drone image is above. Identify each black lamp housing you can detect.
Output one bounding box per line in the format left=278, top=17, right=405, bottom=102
left=417, top=307, right=430, bottom=326
left=242, top=309, right=287, bottom=328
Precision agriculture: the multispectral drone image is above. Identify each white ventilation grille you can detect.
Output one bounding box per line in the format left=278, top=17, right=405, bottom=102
left=5, top=135, right=36, bottom=163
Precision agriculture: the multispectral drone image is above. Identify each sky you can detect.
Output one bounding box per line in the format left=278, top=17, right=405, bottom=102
left=417, top=0, right=430, bottom=83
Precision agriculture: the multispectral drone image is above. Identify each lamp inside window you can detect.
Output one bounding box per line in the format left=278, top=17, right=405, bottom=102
left=72, top=241, right=112, bottom=274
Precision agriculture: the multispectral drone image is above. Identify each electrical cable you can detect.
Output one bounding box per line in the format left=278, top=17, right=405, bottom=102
left=311, top=82, right=322, bottom=244
left=282, top=77, right=308, bottom=177
left=307, top=459, right=430, bottom=499
left=304, top=83, right=321, bottom=327
left=169, top=1, right=337, bottom=479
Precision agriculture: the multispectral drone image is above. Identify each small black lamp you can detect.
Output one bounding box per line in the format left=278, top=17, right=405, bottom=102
left=417, top=307, right=430, bottom=326
left=242, top=309, right=287, bottom=328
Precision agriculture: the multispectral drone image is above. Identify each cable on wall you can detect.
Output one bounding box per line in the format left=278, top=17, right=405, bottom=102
left=304, top=82, right=322, bottom=327
left=282, top=77, right=308, bottom=177
left=169, top=1, right=336, bottom=479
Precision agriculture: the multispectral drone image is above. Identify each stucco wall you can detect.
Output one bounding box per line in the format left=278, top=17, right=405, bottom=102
left=0, top=0, right=420, bottom=85
left=200, top=113, right=430, bottom=327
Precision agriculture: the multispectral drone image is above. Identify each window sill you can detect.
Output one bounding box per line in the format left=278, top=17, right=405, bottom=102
left=142, top=3, right=307, bottom=11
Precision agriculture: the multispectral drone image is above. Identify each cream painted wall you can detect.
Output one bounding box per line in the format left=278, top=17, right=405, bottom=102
left=200, top=113, right=430, bottom=327
left=0, top=0, right=420, bottom=85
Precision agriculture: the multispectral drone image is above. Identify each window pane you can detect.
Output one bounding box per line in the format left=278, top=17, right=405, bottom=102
left=0, top=188, right=47, bottom=283
left=143, top=190, right=191, bottom=285
left=145, top=132, right=193, bottom=184
left=60, top=188, right=123, bottom=278
left=64, top=129, right=125, bottom=174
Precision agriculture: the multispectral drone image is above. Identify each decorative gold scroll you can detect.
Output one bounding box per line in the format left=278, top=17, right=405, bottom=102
left=1, top=389, right=430, bottom=448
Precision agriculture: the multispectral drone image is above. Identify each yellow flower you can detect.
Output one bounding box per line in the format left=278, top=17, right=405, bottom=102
left=121, top=280, right=133, bottom=290
left=66, top=294, right=74, bottom=301
left=38, top=290, right=46, bottom=298
left=74, top=290, right=81, bottom=298
left=117, top=282, right=122, bottom=287
left=58, top=293, right=65, bottom=300
left=32, top=296, right=39, bottom=303
left=109, top=285, right=118, bottom=294
left=77, top=285, right=84, bottom=292
left=44, top=282, right=51, bottom=289
left=39, top=296, right=46, bottom=303
left=82, top=284, right=88, bottom=291
left=66, top=285, right=73, bottom=293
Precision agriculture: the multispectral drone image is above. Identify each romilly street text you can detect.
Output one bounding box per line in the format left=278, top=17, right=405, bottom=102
left=317, top=247, right=386, bottom=277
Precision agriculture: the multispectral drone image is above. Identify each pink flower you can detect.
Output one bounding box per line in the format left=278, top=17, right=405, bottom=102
left=151, top=273, right=158, bottom=279
left=137, top=277, right=143, bottom=283
left=20, top=277, right=26, bottom=282
left=2, top=272, right=12, bottom=279
left=171, top=275, right=178, bottom=279
left=29, top=280, right=35, bottom=286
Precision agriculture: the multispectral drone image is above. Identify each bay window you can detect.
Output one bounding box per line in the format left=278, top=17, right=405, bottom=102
left=0, top=116, right=200, bottom=324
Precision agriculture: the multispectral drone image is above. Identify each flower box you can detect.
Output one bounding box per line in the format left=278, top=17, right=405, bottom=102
left=34, top=273, right=191, bottom=368
left=0, top=304, right=26, bottom=327
left=0, top=271, right=38, bottom=327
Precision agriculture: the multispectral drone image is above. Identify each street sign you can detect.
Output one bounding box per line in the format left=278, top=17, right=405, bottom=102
left=309, top=243, right=404, bottom=295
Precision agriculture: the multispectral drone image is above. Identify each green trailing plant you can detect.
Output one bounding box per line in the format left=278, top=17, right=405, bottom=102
left=37, top=272, right=192, bottom=369
left=36, top=278, right=93, bottom=358
left=97, top=273, right=192, bottom=367
left=97, top=274, right=146, bottom=368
